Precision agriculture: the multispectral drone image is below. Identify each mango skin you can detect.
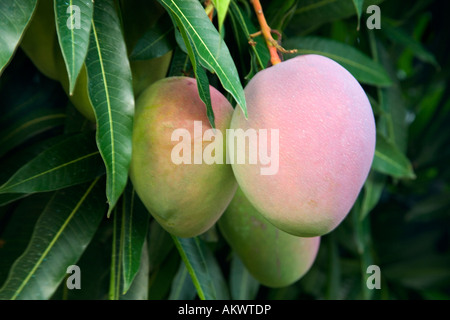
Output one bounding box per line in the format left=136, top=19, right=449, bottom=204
left=130, top=77, right=237, bottom=238
left=20, top=0, right=59, bottom=80
left=218, top=187, right=320, bottom=288
left=230, top=54, right=376, bottom=237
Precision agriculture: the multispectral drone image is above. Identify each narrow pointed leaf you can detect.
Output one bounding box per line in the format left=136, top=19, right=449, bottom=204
left=0, top=108, right=66, bottom=158
left=382, top=22, right=439, bottom=68
left=372, top=133, right=415, bottom=179
left=54, top=0, right=93, bottom=94
left=352, top=0, right=364, bottom=30
left=291, top=0, right=383, bottom=34
left=120, top=240, right=149, bottom=300
left=158, top=0, right=247, bottom=117
left=170, top=12, right=215, bottom=128
left=130, top=15, right=175, bottom=60
left=172, top=236, right=229, bottom=300
left=109, top=188, right=149, bottom=299
left=0, top=0, right=37, bottom=75
left=0, top=178, right=106, bottom=300
left=85, top=0, right=134, bottom=215
left=169, top=262, right=197, bottom=300
left=228, top=0, right=270, bottom=71
left=122, top=186, right=150, bottom=293
left=284, top=36, right=392, bottom=86
left=0, top=193, right=52, bottom=287
left=229, top=253, right=259, bottom=300
left=211, top=0, right=231, bottom=34
left=0, top=133, right=104, bottom=194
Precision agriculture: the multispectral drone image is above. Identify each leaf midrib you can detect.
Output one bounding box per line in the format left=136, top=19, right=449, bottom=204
left=10, top=178, right=100, bottom=300
left=0, top=151, right=100, bottom=193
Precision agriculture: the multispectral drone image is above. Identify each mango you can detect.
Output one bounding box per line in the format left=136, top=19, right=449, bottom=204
left=20, top=0, right=59, bottom=80
left=218, top=187, right=320, bottom=288
left=129, top=77, right=237, bottom=237
left=229, top=54, right=376, bottom=237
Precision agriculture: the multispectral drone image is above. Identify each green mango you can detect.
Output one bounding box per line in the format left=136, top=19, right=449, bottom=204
left=218, top=187, right=321, bottom=288
left=20, top=0, right=59, bottom=80
left=129, top=77, right=237, bottom=238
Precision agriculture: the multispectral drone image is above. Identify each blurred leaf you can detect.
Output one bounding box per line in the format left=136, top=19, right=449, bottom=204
left=0, top=133, right=105, bottom=194
left=382, top=22, right=439, bottom=68
left=383, top=255, right=450, bottom=290
left=120, top=240, right=149, bottom=300
left=167, top=46, right=191, bottom=77
left=0, top=194, right=28, bottom=207
left=85, top=0, right=134, bottom=216
left=0, top=178, right=106, bottom=300
left=130, top=14, right=175, bottom=60
left=229, top=253, right=259, bottom=300
left=158, top=0, right=247, bottom=117
left=405, top=192, right=450, bottom=222
left=360, top=171, right=386, bottom=221
left=211, top=0, right=231, bottom=34
left=0, top=0, right=37, bottom=75
left=148, top=250, right=179, bottom=299
left=172, top=236, right=229, bottom=300
left=284, top=36, right=392, bottom=86
left=290, top=0, right=384, bottom=34
left=372, top=133, right=415, bottom=179
left=0, top=108, right=65, bottom=158
left=352, top=0, right=364, bottom=30
left=148, top=221, right=174, bottom=272
left=266, top=0, right=299, bottom=32
left=54, top=0, right=93, bottom=94
left=169, top=262, right=197, bottom=300
left=325, top=234, right=341, bottom=299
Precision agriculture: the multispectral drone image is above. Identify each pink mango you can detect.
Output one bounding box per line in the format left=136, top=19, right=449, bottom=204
left=230, top=54, right=376, bottom=237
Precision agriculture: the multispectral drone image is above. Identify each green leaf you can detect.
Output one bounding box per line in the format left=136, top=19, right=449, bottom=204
left=283, top=36, right=392, bottom=86
left=360, top=171, right=385, bottom=221
left=0, top=133, right=105, bottom=194
left=148, top=250, right=179, bottom=300
left=169, top=262, right=197, bottom=300
left=290, top=0, right=384, bottom=34
left=382, top=22, right=439, bottom=68
left=172, top=236, right=229, bottom=300
left=120, top=240, right=149, bottom=300
left=0, top=193, right=53, bottom=287
left=228, top=0, right=270, bottom=71
left=372, top=133, right=415, bottom=179
left=109, top=193, right=149, bottom=300
left=54, top=0, right=93, bottom=94
left=170, top=12, right=215, bottom=128
left=229, top=253, right=259, bottom=300
left=148, top=220, right=174, bottom=272
left=211, top=0, right=231, bottom=34
left=85, top=0, right=134, bottom=216
left=158, top=0, right=247, bottom=117
left=369, top=34, right=408, bottom=152
left=0, top=178, right=106, bottom=300
left=0, top=0, right=37, bottom=75
left=130, top=15, right=175, bottom=60
left=0, top=107, right=66, bottom=158
left=352, top=0, right=364, bottom=30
